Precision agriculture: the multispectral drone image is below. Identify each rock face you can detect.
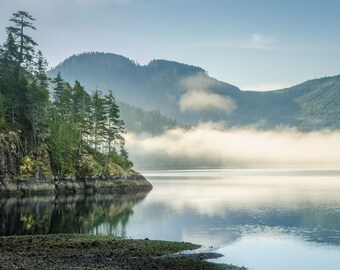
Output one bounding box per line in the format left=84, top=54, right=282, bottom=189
left=0, top=132, right=152, bottom=197
left=0, top=132, right=23, bottom=196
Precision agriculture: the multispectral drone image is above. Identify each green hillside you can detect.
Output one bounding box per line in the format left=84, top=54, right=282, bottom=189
left=277, top=77, right=340, bottom=129
left=48, top=52, right=340, bottom=130
left=117, top=101, right=181, bottom=134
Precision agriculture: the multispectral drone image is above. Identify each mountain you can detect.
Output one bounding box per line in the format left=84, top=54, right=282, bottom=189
left=48, top=52, right=340, bottom=130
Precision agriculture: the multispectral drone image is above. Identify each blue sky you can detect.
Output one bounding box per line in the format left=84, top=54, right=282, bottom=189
left=1, top=0, right=340, bottom=90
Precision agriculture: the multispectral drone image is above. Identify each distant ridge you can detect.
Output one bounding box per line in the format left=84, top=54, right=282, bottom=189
left=48, top=52, right=340, bottom=130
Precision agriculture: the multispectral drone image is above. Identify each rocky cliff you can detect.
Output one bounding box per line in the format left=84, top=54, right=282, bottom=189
left=0, top=132, right=152, bottom=197
left=0, top=132, right=24, bottom=196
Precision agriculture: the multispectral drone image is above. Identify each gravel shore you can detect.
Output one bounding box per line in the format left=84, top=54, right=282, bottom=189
left=0, top=234, right=245, bottom=270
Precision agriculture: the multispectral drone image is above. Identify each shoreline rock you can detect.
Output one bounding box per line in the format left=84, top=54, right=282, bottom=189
left=55, top=173, right=153, bottom=195
left=0, top=173, right=152, bottom=197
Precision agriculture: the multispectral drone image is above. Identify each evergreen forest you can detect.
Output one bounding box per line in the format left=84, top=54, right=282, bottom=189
left=0, top=11, right=132, bottom=178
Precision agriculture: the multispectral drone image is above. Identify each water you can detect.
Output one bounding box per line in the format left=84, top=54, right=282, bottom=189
left=1, top=169, right=340, bottom=270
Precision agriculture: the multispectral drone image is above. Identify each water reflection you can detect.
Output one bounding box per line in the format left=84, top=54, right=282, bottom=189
left=2, top=169, right=340, bottom=270
left=212, top=232, right=340, bottom=270
left=125, top=170, right=340, bottom=270
left=125, top=170, right=340, bottom=247
left=0, top=193, right=149, bottom=236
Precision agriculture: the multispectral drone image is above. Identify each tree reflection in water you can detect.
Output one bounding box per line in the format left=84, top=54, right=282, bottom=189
left=0, top=192, right=149, bottom=236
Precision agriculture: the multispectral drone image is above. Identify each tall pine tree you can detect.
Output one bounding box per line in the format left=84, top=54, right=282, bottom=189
left=91, top=89, right=107, bottom=151
left=6, top=10, right=37, bottom=69
left=105, top=90, right=125, bottom=153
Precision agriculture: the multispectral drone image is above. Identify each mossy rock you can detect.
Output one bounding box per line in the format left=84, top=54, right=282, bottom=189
left=20, top=155, right=35, bottom=176
left=105, top=162, right=126, bottom=176
left=19, top=148, right=53, bottom=179
left=76, top=152, right=102, bottom=179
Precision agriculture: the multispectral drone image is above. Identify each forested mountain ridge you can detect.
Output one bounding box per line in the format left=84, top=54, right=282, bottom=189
left=49, top=52, right=340, bottom=130
left=276, top=76, right=340, bottom=129
left=48, top=52, right=240, bottom=122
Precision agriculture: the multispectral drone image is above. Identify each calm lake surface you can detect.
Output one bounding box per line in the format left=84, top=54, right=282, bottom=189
left=2, top=169, right=340, bottom=270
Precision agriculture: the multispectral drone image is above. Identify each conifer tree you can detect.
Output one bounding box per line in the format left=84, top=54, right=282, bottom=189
left=35, top=50, right=49, bottom=90
left=2, top=33, right=18, bottom=68
left=105, top=90, right=125, bottom=153
left=71, top=81, right=92, bottom=155
left=2, top=11, right=39, bottom=139
left=28, top=81, right=49, bottom=145
left=28, top=50, right=49, bottom=145
left=52, top=72, right=64, bottom=108
left=0, top=94, right=5, bottom=130
left=60, top=82, right=74, bottom=121
left=91, top=89, right=107, bottom=151
left=6, top=10, right=37, bottom=68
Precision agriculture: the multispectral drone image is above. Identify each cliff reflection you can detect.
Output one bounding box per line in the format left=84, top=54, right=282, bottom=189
left=0, top=192, right=149, bottom=236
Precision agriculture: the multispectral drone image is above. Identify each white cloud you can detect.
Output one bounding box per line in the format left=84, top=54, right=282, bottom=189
left=180, top=72, right=216, bottom=90
left=179, top=90, right=236, bottom=113
left=251, top=33, right=274, bottom=45
left=179, top=73, right=236, bottom=113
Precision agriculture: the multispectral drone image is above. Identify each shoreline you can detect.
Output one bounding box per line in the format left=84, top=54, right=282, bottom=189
left=0, top=173, right=153, bottom=198
left=0, top=132, right=153, bottom=198
left=0, top=234, right=245, bottom=270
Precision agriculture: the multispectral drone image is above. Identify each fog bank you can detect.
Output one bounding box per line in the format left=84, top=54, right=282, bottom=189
left=179, top=90, right=236, bottom=113
left=179, top=73, right=236, bottom=113
left=125, top=123, right=340, bottom=169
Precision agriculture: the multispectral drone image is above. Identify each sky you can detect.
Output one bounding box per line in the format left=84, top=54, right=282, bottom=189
left=1, top=0, right=340, bottom=90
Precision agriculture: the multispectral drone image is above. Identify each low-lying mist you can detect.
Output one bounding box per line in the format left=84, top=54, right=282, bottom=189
left=125, top=123, right=340, bottom=169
